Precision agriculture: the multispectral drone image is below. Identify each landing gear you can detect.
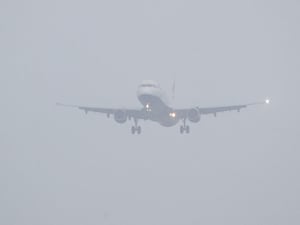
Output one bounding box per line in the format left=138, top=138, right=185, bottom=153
left=180, top=125, right=184, bottom=134
left=180, top=119, right=190, bottom=134
left=131, top=126, right=141, bottom=134
left=180, top=125, right=190, bottom=134
left=186, top=125, right=190, bottom=133
left=131, top=118, right=141, bottom=135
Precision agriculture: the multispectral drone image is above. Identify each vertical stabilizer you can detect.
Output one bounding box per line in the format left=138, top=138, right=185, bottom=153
left=172, top=77, right=176, bottom=102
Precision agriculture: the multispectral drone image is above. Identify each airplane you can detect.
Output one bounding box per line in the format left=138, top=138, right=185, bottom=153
left=57, top=80, right=270, bottom=134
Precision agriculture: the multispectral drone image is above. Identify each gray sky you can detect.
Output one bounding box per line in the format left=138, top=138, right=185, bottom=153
left=1, top=0, right=300, bottom=225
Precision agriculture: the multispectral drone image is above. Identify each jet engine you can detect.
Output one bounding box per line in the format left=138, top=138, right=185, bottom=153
left=187, top=108, right=200, bottom=123
left=114, top=110, right=127, bottom=123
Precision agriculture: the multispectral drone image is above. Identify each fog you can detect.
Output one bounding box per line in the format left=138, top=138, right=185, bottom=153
left=1, top=0, right=300, bottom=224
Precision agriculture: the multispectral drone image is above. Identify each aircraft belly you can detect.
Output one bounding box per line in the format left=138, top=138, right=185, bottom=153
left=146, top=114, right=178, bottom=127
left=138, top=94, right=168, bottom=110
left=159, top=118, right=179, bottom=127
left=138, top=94, right=178, bottom=127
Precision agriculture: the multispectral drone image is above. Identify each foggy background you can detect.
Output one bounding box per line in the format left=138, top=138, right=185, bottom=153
left=1, top=0, right=299, bottom=224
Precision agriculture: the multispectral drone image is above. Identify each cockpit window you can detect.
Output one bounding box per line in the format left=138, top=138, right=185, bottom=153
left=141, top=84, right=156, bottom=88
left=140, top=80, right=160, bottom=88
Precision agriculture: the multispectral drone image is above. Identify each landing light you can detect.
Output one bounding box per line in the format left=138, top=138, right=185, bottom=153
left=169, top=112, right=176, bottom=118
left=146, top=104, right=150, bottom=109
left=265, top=99, right=270, bottom=104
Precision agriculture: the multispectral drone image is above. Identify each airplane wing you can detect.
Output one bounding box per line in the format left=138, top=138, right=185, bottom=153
left=175, top=100, right=269, bottom=119
left=56, top=103, right=144, bottom=120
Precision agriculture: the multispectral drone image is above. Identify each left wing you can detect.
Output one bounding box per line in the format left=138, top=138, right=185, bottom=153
left=175, top=100, right=269, bottom=119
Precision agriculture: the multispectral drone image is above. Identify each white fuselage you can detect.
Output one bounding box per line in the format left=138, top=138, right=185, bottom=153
left=136, top=80, right=179, bottom=127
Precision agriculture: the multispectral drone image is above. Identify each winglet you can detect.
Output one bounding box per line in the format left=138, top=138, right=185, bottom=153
left=246, top=98, right=271, bottom=106
left=172, top=77, right=176, bottom=101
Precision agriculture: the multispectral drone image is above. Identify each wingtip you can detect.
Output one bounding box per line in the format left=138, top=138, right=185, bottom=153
left=265, top=98, right=270, bottom=104
left=246, top=99, right=271, bottom=106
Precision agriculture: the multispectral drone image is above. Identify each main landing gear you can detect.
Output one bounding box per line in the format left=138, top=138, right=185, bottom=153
left=131, top=118, right=141, bottom=135
left=131, top=126, right=141, bottom=134
left=180, top=119, right=190, bottom=134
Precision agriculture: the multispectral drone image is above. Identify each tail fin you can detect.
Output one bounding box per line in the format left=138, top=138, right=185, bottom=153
left=172, top=77, right=176, bottom=102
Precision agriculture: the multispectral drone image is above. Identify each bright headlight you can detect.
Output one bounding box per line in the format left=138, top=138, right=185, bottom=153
left=169, top=112, right=176, bottom=118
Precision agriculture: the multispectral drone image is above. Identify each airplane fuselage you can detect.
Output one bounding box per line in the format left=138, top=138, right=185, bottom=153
left=136, top=80, right=179, bottom=127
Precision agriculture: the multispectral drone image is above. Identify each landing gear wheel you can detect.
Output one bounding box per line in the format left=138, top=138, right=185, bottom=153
left=131, top=126, right=141, bottom=134
left=186, top=125, right=190, bottom=134
left=131, top=118, right=141, bottom=135
left=180, top=126, right=184, bottom=134
left=131, top=126, right=135, bottom=134
left=179, top=123, right=190, bottom=134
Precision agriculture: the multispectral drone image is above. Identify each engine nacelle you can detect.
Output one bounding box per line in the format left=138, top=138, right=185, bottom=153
left=114, top=110, right=127, bottom=123
left=188, top=108, right=200, bottom=123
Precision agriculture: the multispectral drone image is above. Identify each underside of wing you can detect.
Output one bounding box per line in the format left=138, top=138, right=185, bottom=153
left=197, top=104, right=247, bottom=115
left=56, top=103, right=144, bottom=121
left=175, top=100, right=268, bottom=120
